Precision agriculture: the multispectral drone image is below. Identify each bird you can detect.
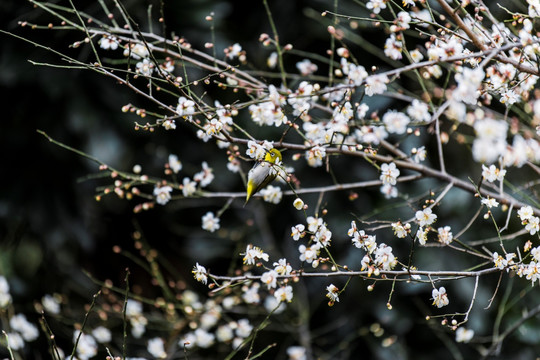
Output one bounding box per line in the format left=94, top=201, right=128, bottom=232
left=245, top=148, right=282, bottom=205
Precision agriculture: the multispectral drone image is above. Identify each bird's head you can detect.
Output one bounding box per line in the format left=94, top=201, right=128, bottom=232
left=264, top=148, right=282, bottom=164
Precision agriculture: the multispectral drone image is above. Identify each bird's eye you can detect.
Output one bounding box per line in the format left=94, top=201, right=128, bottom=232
left=271, top=153, right=275, bottom=157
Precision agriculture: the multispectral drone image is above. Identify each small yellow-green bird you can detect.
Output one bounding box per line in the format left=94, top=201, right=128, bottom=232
left=245, top=148, right=282, bottom=205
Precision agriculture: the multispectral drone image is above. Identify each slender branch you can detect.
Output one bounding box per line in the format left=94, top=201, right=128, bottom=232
left=209, top=267, right=502, bottom=283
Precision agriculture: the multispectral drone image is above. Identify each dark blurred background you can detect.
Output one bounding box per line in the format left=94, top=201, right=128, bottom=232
left=2, top=0, right=539, bottom=359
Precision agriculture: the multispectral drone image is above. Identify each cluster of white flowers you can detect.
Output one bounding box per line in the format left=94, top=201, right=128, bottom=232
left=296, top=59, right=318, bottom=76
left=348, top=221, right=398, bottom=276
left=41, top=293, right=61, bottom=314
left=6, top=314, right=39, bottom=351
left=179, top=291, right=260, bottom=351
left=481, top=164, right=506, bottom=183
left=125, top=299, right=148, bottom=338
left=249, top=85, right=288, bottom=127
left=517, top=245, right=540, bottom=285
left=518, top=205, right=540, bottom=236
left=260, top=185, right=283, bottom=204
left=472, top=117, right=508, bottom=164
left=291, top=216, right=333, bottom=269
left=246, top=140, right=275, bottom=160
left=197, top=101, right=235, bottom=142
left=242, top=244, right=270, bottom=265
left=0, top=276, right=12, bottom=308
left=492, top=252, right=516, bottom=271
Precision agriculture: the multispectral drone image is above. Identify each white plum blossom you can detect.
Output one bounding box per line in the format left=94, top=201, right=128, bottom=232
left=299, top=243, right=322, bottom=266
left=492, top=252, right=516, bottom=270
left=98, top=36, right=119, bottom=50
left=42, top=294, right=61, bottom=314
left=274, top=258, right=292, bottom=275
left=192, top=263, right=208, bottom=284
left=216, top=324, right=234, bottom=343
left=355, top=125, right=388, bottom=145
left=521, top=261, right=540, bottom=284
left=162, top=118, right=176, bottom=130
left=326, top=284, right=340, bottom=303
left=305, top=145, right=326, bottom=167
left=154, top=185, right=173, bottom=205
left=366, top=0, right=386, bottom=14
left=383, top=110, right=410, bottom=134
left=168, top=154, right=182, bottom=173
left=437, top=226, right=453, bottom=245
left=201, top=212, right=220, bottom=233
left=373, top=244, right=398, bottom=270
left=287, top=346, right=307, bottom=360
left=261, top=270, right=278, bottom=289
left=0, top=276, right=12, bottom=308
left=73, top=331, right=98, bottom=360
left=415, top=208, right=437, bottom=227
left=267, top=52, right=278, bottom=68
left=416, top=227, right=428, bottom=245
left=242, top=283, right=261, bottom=304
left=274, top=285, right=294, bottom=303
left=182, top=177, right=197, bottom=197
left=123, top=43, right=149, bottom=59
left=456, top=327, right=475, bottom=343
left=92, top=326, right=112, bottom=343
left=351, top=229, right=377, bottom=253
left=147, top=337, right=167, bottom=358
left=380, top=184, right=398, bottom=199
left=225, top=43, right=242, bottom=59
left=482, top=164, right=506, bottom=182
left=432, top=287, right=449, bottom=308
left=265, top=295, right=286, bottom=313
left=365, top=74, right=389, bottom=96
left=243, top=244, right=269, bottom=265
left=412, top=146, right=427, bottom=163
left=346, top=63, right=368, bottom=85
left=314, top=224, right=332, bottom=247
left=177, top=96, right=196, bottom=119
left=452, top=67, right=485, bottom=105
left=518, top=206, right=534, bottom=222
left=296, top=59, right=318, bottom=75
left=481, top=197, right=499, bottom=208
left=409, top=49, right=424, bottom=63
left=6, top=332, right=24, bottom=351
left=526, top=216, right=540, bottom=235
left=380, top=162, right=400, bottom=186
left=194, top=161, right=214, bottom=187
left=10, top=314, right=39, bottom=342
left=236, top=319, right=253, bottom=338
left=407, top=99, right=431, bottom=122
left=260, top=185, right=283, bottom=204
left=306, top=216, right=323, bottom=232
left=135, top=58, right=154, bottom=77
left=291, top=224, right=305, bottom=241
left=384, top=34, right=403, bottom=60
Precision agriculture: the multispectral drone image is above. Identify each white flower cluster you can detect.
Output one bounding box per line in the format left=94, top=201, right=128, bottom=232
left=291, top=216, right=333, bottom=269
left=249, top=85, right=288, bottom=127
left=348, top=221, right=398, bottom=276
left=517, top=248, right=540, bottom=285
left=518, top=205, right=540, bottom=236
left=177, top=289, right=273, bottom=351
